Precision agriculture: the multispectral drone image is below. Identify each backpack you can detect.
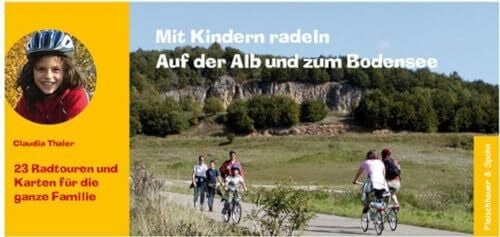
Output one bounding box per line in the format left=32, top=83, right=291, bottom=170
left=384, top=159, right=401, bottom=180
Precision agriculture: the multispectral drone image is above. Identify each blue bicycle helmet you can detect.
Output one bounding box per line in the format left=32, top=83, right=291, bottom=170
left=26, top=29, right=74, bottom=58
left=231, top=164, right=241, bottom=171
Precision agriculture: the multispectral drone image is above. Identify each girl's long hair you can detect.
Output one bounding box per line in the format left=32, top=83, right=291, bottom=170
left=16, top=54, right=86, bottom=111
left=366, top=149, right=378, bottom=160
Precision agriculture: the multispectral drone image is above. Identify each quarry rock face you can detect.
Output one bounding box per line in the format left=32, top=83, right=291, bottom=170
left=164, top=76, right=364, bottom=114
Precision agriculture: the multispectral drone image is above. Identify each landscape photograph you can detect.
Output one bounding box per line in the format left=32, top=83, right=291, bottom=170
left=129, top=2, right=498, bottom=236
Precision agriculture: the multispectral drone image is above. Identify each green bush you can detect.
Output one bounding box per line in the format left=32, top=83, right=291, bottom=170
left=225, top=96, right=299, bottom=134
left=247, top=96, right=270, bottom=129
left=168, top=111, right=189, bottom=134
left=225, top=100, right=254, bottom=134
left=272, top=96, right=300, bottom=127
left=179, top=96, right=202, bottom=126
left=300, top=100, right=328, bottom=122
left=248, top=180, right=315, bottom=236
left=203, top=97, right=224, bottom=116
left=246, top=95, right=300, bottom=129
left=139, top=99, right=189, bottom=137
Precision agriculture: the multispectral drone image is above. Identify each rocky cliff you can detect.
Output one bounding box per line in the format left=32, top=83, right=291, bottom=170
left=165, top=76, right=364, bottom=114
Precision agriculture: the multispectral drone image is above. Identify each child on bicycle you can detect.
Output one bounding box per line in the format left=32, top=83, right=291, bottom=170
left=225, top=167, right=248, bottom=192
left=222, top=167, right=248, bottom=212
left=15, top=29, right=89, bottom=124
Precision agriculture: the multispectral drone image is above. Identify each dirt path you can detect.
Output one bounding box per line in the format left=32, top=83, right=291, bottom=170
left=163, top=191, right=469, bottom=236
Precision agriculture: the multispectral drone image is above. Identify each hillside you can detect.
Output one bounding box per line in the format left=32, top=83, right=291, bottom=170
left=130, top=44, right=498, bottom=136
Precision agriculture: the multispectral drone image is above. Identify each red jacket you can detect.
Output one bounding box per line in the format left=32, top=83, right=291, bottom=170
left=15, top=88, right=89, bottom=124
left=220, top=159, right=244, bottom=179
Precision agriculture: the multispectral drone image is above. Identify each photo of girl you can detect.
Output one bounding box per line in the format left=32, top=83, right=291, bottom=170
left=6, top=29, right=96, bottom=124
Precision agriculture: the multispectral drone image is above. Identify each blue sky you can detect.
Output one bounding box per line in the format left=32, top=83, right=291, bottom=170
left=131, top=3, right=498, bottom=84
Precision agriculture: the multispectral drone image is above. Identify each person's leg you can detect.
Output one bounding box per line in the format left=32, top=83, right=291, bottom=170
left=207, top=186, right=214, bottom=211
left=392, top=193, right=399, bottom=205
left=388, top=180, right=400, bottom=207
left=199, top=182, right=206, bottom=210
left=362, top=191, right=370, bottom=213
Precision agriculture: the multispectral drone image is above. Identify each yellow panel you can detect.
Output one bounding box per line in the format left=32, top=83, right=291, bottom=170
left=474, top=136, right=499, bottom=237
left=5, top=2, right=129, bottom=235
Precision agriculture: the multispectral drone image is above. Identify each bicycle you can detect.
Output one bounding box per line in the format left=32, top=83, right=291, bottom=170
left=221, top=186, right=242, bottom=224
left=356, top=181, right=390, bottom=235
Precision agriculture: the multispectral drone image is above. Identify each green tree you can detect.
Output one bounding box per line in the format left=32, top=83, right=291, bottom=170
left=205, top=42, right=226, bottom=81
left=354, top=90, right=391, bottom=129
left=411, top=89, right=438, bottom=132
left=389, top=100, right=417, bottom=130
left=432, top=89, right=458, bottom=132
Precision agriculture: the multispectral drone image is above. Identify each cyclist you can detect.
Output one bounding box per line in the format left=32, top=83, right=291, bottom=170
left=206, top=160, right=223, bottom=212
left=352, top=149, right=388, bottom=214
left=381, top=148, right=401, bottom=209
left=220, top=150, right=245, bottom=180
left=192, top=155, right=208, bottom=211
left=222, top=167, right=248, bottom=213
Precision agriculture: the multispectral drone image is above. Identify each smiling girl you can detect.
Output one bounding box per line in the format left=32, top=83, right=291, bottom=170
left=15, top=29, right=89, bottom=124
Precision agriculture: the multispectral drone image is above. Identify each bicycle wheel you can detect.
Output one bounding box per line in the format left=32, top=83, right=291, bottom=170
left=222, top=201, right=230, bottom=223
left=387, top=209, right=398, bottom=231
left=232, top=202, right=242, bottom=224
left=374, top=211, right=384, bottom=235
left=360, top=213, right=369, bottom=232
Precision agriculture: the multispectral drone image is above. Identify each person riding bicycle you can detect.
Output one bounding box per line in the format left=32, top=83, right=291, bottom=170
left=381, top=148, right=401, bottom=210
left=222, top=166, right=248, bottom=212
left=220, top=150, right=245, bottom=180
left=352, top=149, right=389, bottom=214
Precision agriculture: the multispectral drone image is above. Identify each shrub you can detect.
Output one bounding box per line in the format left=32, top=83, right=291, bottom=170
left=246, top=96, right=300, bottom=129
left=272, top=96, right=300, bottom=127
left=300, top=100, right=328, bottom=122
left=180, top=96, right=202, bottom=125
left=247, top=96, right=270, bottom=129
left=225, top=100, right=254, bottom=134
left=168, top=111, right=189, bottom=134
left=248, top=180, right=315, bottom=236
left=139, top=99, right=189, bottom=136
left=203, top=97, right=225, bottom=116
